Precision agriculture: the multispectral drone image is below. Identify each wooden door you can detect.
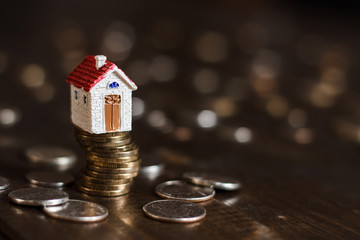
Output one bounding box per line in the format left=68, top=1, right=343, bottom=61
left=105, top=95, right=121, bottom=132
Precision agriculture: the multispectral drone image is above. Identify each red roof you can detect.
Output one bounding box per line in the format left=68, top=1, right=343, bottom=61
left=66, top=55, right=117, bottom=92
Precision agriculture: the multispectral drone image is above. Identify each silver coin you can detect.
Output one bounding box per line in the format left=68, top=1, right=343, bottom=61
left=43, top=199, right=108, bottom=222
left=155, top=180, right=215, bottom=202
left=183, top=171, right=241, bottom=191
left=143, top=199, right=206, bottom=223
left=25, top=146, right=77, bottom=170
left=8, top=188, right=69, bottom=206
left=26, top=171, right=75, bottom=187
left=0, top=176, right=10, bottom=190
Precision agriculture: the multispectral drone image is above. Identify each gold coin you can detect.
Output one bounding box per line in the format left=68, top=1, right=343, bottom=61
left=88, top=152, right=139, bottom=158
left=86, top=143, right=136, bottom=153
left=75, top=133, right=130, bottom=142
left=86, top=154, right=139, bottom=164
left=75, top=133, right=130, bottom=143
left=85, top=169, right=138, bottom=179
left=79, top=182, right=130, bottom=191
left=77, top=184, right=131, bottom=197
left=75, top=127, right=129, bottom=138
left=79, top=141, right=133, bottom=148
left=87, top=159, right=141, bottom=168
left=87, top=164, right=140, bottom=174
left=79, top=174, right=130, bottom=185
left=87, top=147, right=139, bottom=158
left=75, top=137, right=131, bottom=147
left=85, top=148, right=136, bottom=157
left=77, top=137, right=132, bottom=147
left=78, top=179, right=132, bottom=191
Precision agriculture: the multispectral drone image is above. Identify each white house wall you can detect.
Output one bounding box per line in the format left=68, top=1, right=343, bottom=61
left=89, top=70, right=133, bottom=134
left=70, top=85, right=91, bottom=131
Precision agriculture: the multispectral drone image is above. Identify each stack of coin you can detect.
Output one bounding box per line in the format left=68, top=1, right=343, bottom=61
left=74, top=127, right=141, bottom=196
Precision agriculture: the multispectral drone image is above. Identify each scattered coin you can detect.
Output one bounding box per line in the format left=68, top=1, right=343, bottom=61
left=0, top=176, right=10, bottom=190
left=143, top=199, right=206, bottom=223
left=8, top=188, right=69, bottom=206
left=43, top=199, right=108, bottom=222
left=25, top=146, right=77, bottom=170
left=155, top=180, right=215, bottom=202
left=25, top=171, right=75, bottom=188
left=183, top=171, right=241, bottom=191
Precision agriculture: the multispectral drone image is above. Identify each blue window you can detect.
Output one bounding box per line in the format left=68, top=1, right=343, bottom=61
left=109, top=82, right=119, bottom=88
left=84, top=96, right=87, bottom=104
left=74, top=90, right=78, bottom=99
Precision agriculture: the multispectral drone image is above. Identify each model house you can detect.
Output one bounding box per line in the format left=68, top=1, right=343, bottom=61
left=66, top=55, right=137, bottom=134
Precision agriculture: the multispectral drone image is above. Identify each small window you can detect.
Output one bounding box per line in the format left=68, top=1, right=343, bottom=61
left=109, top=82, right=119, bottom=88
left=74, top=90, right=78, bottom=99
left=84, top=95, right=87, bottom=104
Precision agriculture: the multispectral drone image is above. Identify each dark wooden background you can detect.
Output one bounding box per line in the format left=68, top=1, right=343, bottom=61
left=1, top=1, right=360, bottom=239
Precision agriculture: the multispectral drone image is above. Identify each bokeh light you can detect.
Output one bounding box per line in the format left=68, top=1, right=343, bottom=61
left=159, top=119, right=174, bottom=134
left=32, top=82, right=55, bottom=102
left=334, top=120, right=360, bottom=143
left=309, top=84, right=336, bottom=108
left=294, top=128, right=313, bottom=144
left=251, top=72, right=279, bottom=98
left=224, top=77, right=248, bottom=101
left=195, top=31, right=228, bottom=63
left=147, top=110, right=167, bottom=128
left=212, top=97, right=237, bottom=117
left=102, top=21, right=135, bottom=61
left=197, top=110, right=217, bottom=128
left=234, top=127, right=252, bottom=143
left=132, top=97, right=145, bottom=118
left=0, top=108, right=21, bottom=126
left=174, top=127, right=193, bottom=141
left=320, top=67, right=346, bottom=95
left=21, top=64, right=45, bottom=88
left=148, top=56, right=177, bottom=82
left=266, top=95, right=289, bottom=118
left=288, top=108, right=307, bottom=128
left=193, top=68, right=219, bottom=93
left=252, top=49, right=282, bottom=78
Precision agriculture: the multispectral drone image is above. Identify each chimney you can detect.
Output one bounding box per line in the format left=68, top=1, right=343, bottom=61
left=95, top=55, right=107, bottom=70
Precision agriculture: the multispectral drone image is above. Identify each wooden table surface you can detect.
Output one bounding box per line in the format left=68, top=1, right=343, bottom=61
left=1, top=1, right=360, bottom=239
left=1, top=124, right=360, bottom=239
